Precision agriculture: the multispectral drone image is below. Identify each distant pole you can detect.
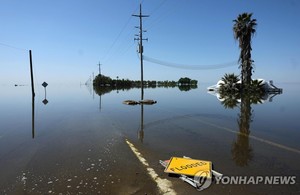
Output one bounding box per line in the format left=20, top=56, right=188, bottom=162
left=29, top=50, right=35, bottom=97
left=133, top=3, right=149, bottom=100
left=97, top=61, right=102, bottom=76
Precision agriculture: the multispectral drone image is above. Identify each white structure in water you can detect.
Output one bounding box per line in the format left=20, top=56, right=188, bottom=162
left=207, top=79, right=281, bottom=92
left=207, top=79, right=282, bottom=103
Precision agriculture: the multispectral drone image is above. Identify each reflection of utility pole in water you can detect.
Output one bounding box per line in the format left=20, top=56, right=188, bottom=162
left=133, top=4, right=149, bottom=100
left=32, top=95, right=35, bottom=139
left=99, top=94, right=102, bottom=111
left=138, top=103, right=144, bottom=142
left=116, top=76, right=119, bottom=93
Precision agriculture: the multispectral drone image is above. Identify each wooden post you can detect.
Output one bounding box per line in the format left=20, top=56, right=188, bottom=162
left=29, top=50, right=35, bottom=97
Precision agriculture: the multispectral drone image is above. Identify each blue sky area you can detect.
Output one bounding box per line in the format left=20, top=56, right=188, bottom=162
left=0, top=0, right=299, bottom=85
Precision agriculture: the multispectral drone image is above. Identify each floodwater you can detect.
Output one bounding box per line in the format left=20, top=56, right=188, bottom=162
left=0, top=83, right=299, bottom=195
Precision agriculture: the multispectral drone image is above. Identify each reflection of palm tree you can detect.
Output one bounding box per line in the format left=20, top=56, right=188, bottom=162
left=219, top=73, right=240, bottom=109
left=220, top=93, right=239, bottom=109
left=232, top=132, right=252, bottom=166
left=249, top=80, right=265, bottom=104
left=250, top=93, right=264, bottom=104
left=232, top=94, right=253, bottom=166
left=218, top=85, right=282, bottom=166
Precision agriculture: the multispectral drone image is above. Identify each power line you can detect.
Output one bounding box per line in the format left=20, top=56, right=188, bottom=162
left=142, top=54, right=238, bottom=70
left=101, top=2, right=143, bottom=63
left=101, top=16, right=133, bottom=63
left=144, top=0, right=179, bottom=30
left=110, top=41, right=135, bottom=64
left=99, top=1, right=167, bottom=66
left=0, top=42, right=27, bottom=52
left=148, top=0, right=168, bottom=16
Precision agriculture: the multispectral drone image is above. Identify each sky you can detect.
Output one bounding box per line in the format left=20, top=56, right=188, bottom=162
left=0, top=0, right=299, bottom=85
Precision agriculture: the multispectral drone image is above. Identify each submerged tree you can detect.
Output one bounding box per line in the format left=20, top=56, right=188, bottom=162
left=233, top=13, right=257, bottom=90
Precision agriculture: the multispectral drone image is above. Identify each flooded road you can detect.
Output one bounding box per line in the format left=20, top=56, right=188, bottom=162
left=0, top=83, right=299, bottom=194
left=0, top=85, right=158, bottom=194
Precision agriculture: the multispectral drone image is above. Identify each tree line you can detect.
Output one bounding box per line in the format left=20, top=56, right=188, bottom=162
left=93, top=75, right=197, bottom=88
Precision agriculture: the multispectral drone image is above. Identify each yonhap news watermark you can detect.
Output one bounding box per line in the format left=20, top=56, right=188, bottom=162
left=214, top=175, right=297, bottom=185
left=193, top=172, right=297, bottom=191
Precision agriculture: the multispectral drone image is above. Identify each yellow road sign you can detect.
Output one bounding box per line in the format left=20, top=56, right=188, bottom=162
left=164, top=157, right=212, bottom=178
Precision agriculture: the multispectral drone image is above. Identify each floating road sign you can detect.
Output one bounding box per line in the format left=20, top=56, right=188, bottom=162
left=164, top=157, right=212, bottom=178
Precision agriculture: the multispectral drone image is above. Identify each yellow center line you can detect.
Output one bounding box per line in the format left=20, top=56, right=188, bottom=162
left=125, top=139, right=177, bottom=195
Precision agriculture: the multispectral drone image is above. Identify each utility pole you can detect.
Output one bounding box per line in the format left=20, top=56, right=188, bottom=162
left=29, top=50, right=35, bottom=97
left=97, top=61, right=102, bottom=76
left=29, top=50, right=35, bottom=139
left=133, top=3, right=149, bottom=100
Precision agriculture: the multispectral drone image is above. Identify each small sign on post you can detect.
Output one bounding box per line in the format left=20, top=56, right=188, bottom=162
left=42, top=82, right=48, bottom=105
left=42, top=82, right=48, bottom=88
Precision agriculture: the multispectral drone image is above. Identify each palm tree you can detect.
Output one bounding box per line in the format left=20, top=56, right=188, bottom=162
left=233, top=13, right=257, bottom=90
left=219, top=73, right=240, bottom=93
